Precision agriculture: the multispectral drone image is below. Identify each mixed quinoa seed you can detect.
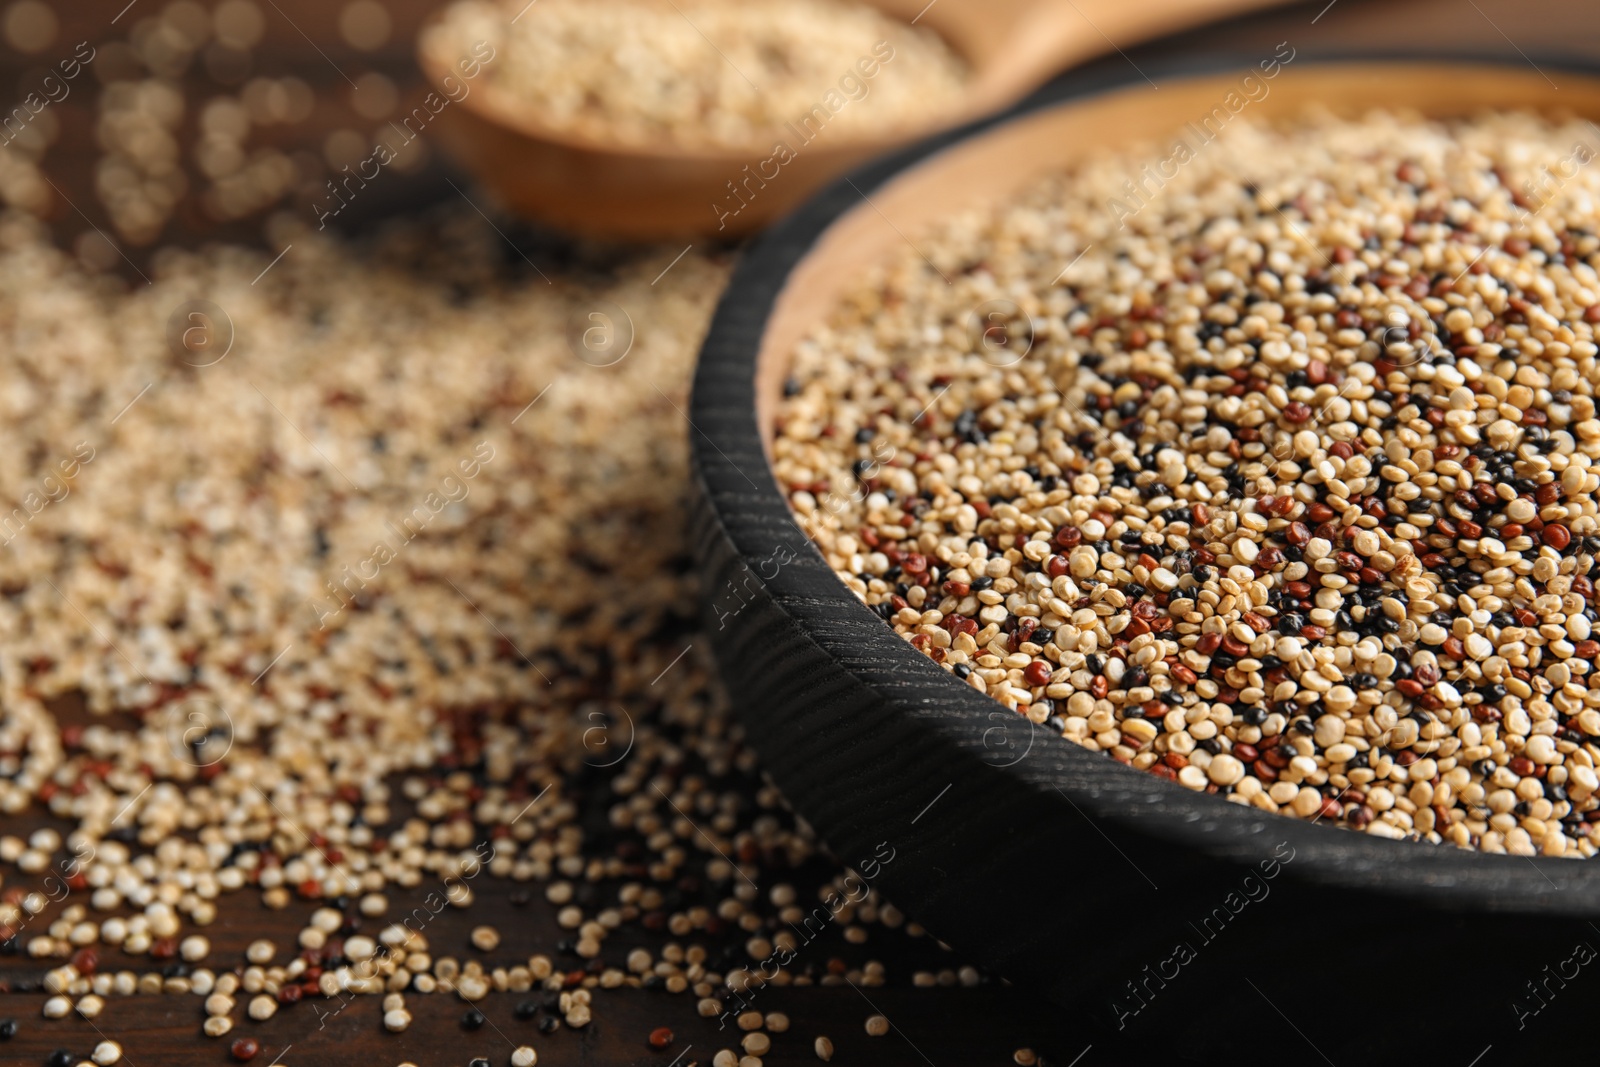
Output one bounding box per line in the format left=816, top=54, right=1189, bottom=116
left=776, top=107, right=1600, bottom=858
left=429, top=0, right=968, bottom=150
left=0, top=209, right=989, bottom=1064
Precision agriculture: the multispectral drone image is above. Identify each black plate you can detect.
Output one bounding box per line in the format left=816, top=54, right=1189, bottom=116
left=690, top=55, right=1600, bottom=1062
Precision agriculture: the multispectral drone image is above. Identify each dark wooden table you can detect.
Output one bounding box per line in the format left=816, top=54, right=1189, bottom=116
left=3, top=0, right=1600, bottom=1064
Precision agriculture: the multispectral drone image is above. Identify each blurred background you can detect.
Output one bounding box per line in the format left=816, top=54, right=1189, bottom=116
left=7, top=0, right=1599, bottom=271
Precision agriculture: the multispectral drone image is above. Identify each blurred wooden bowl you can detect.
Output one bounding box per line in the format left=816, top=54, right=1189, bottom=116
left=416, top=0, right=1288, bottom=239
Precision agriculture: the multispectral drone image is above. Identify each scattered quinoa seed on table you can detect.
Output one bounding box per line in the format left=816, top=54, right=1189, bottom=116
left=775, top=108, right=1600, bottom=857
left=0, top=205, right=1020, bottom=1055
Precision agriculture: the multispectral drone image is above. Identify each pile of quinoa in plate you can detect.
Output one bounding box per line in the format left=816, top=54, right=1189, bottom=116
left=0, top=209, right=988, bottom=1061
left=775, top=107, right=1600, bottom=857
left=427, top=0, right=968, bottom=149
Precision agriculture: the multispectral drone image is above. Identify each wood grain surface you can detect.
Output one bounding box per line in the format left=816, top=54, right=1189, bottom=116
left=5, top=1, right=1600, bottom=1066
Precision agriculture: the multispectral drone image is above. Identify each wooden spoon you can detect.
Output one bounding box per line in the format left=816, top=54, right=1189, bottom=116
left=417, top=0, right=1287, bottom=240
